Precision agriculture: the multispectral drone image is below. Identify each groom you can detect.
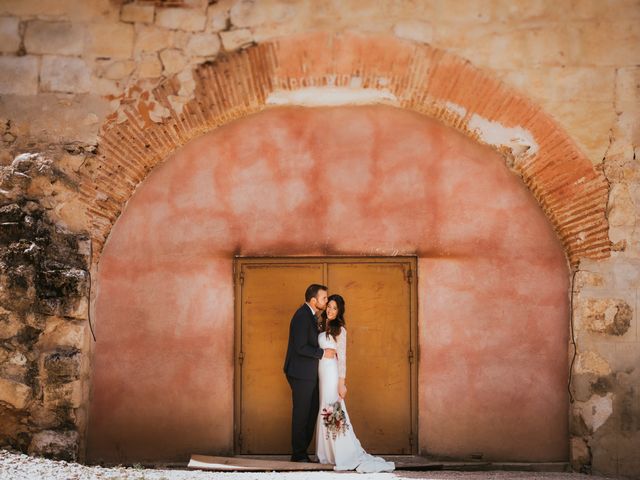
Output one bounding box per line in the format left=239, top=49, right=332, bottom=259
left=283, top=284, right=336, bottom=462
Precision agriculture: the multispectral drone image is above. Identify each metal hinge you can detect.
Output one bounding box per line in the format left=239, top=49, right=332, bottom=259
left=238, top=351, right=245, bottom=365
left=238, top=271, right=244, bottom=285
left=405, top=268, right=413, bottom=283
left=409, top=431, right=416, bottom=447
left=408, top=350, right=414, bottom=364
left=238, top=433, right=243, bottom=449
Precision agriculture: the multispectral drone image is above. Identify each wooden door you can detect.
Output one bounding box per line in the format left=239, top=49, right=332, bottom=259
left=235, top=258, right=417, bottom=455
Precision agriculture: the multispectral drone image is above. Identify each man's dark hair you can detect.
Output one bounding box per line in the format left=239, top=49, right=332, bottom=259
left=305, top=284, right=328, bottom=302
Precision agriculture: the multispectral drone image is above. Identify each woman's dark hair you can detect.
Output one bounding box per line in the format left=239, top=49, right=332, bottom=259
left=320, top=294, right=346, bottom=339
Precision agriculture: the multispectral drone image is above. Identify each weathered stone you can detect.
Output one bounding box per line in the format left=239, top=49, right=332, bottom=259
left=43, top=380, right=83, bottom=408
left=0, top=16, right=20, bottom=53
left=393, top=20, right=433, bottom=44
left=37, top=318, right=85, bottom=350
left=121, top=3, right=155, bottom=24
left=40, top=56, right=91, bottom=94
left=570, top=436, right=591, bottom=472
left=0, top=0, right=118, bottom=22
left=230, top=0, right=297, bottom=28
left=28, top=430, right=78, bottom=461
left=136, top=53, right=163, bottom=78
left=156, top=7, right=206, bottom=31
left=43, top=348, right=81, bottom=383
left=0, top=56, right=38, bottom=95
left=24, top=20, right=84, bottom=56
left=185, top=32, right=221, bottom=57
left=576, top=393, right=614, bottom=433
left=85, top=23, right=134, bottom=59
left=574, top=269, right=605, bottom=289
left=575, top=351, right=611, bottom=376
left=580, top=298, right=633, bottom=336
left=0, top=312, right=22, bottom=339
left=160, top=48, right=188, bottom=75
left=134, top=24, right=174, bottom=54
left=220, top=28, right=253, bottom=51
left=0, top=378, right=32, bottom=409
left=207, top=0, right=231, bottom=32
left=608, top=183, right=637, bottom=228
left=96, top=59, right=136, bottom=81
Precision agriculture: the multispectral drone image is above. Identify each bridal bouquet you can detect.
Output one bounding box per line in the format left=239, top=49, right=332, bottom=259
left=320, top=401, right=350, bottom=440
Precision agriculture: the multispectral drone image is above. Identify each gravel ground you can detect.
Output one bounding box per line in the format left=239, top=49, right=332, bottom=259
left=0, top=450, right=620, bottom=480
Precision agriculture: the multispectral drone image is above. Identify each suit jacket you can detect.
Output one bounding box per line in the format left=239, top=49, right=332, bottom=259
left=283, top=304, right=324, bottom=380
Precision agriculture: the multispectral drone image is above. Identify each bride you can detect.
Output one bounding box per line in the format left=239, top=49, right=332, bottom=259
left=315, top=294, right=395, bottom=473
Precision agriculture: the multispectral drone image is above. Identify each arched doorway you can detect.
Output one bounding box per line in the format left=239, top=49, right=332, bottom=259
left=87, top=105, right=570, bottom=463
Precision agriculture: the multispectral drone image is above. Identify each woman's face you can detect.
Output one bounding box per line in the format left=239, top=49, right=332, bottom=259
left=326, top=300, right=338, bottom=321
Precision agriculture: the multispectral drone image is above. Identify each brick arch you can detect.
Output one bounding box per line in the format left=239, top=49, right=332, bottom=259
left=81, top=31, right=609, bottom=267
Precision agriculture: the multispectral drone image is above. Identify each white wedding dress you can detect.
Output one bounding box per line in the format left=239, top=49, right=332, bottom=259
left=315, top=327, right=395, bottom=473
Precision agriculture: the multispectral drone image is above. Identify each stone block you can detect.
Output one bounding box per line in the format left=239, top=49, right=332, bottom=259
left=0, top=377, right=32, bottom=409
left=96, top=59, right=135, bottom=80
left=38, top=318, right=85, bottom=350
left=393, top=20, right=433, bottom=44
left=0, top=0, right=118, bottom=22
left=134, top=24, right=174, bottom=54
left=43, top=348, right=81, bottom=383
left=0, top=56, right=38, bottom=95
left=40, top=56, right=91, bottom=94
left=185, top=32, right=221, bottom=57
left=0, top=17, right=20, bottom=53
left=121, top=3, right=155, bottom=24
left=160, top=48, right=188, bottom=75
left=28, top=430, right=78, bottom=462
left=608, top=183, right=637, bottom=228
left=220, top=28, right=253, bottom=51
left=575, top=350, right=612, bottom=376
left=207, top=0, right=231, bottom=32
left=156, top=7, right=206, bottom=31
left=136, top=53, right=163, bottom=78
left=580, top=298, right=633, bottom=336
left=86, top=23, right=134, bottom=59
left=570, top=436, right=591, bottom=471
left=24, top=20, right=84, bottom=56
left=230, top=0, right=297, bottom=28
left=43, top=380, right=83, bottom=408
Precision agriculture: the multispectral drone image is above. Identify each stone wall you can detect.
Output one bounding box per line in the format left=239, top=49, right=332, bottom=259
left=0, top=0, right=638, bottom=476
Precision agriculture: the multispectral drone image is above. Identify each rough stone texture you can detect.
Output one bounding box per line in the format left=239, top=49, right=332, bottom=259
left=134, top=24, right=175, bottom=54
left=0, top=154, right=91, bottom=458
left=85, top=23, right=134, bottom=59
left=393, top=20, right=434, bottom=44
left=120, top=3, right=155, bottom=24
left=0, top=16, right=20, bottom=53
left=219, top=28, right=254, bottom=50
left=0, top=56, right=38, bottom=95
left=40, top=56, right=92, bottom=94
left=159, top=48, right=188, bottom=75
left=24, top=20, right=84, bottom=56
left=185, top=32, right=221, bottom=57
left=136, top=53, right=163, bottom=78
left=155, top=7, right=207, bottom=31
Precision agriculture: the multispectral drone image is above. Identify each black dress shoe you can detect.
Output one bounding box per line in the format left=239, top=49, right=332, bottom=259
left=290, top=456, right=310, bottom=462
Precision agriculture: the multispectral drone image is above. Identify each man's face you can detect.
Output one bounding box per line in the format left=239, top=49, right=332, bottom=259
left=313, top=289, right=328, bottom=311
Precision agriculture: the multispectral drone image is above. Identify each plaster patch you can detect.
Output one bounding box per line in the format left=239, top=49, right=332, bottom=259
left=266, top=87, right=398, bottom=107
left=577, top=393, right=614, bottom=432
left=468, top=113, right=539, bottom=157
left=445, top=101, right=467, bottom=118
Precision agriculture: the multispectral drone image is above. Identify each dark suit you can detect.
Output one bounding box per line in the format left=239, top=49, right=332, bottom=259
left=283, top=304, right=324, bottom=460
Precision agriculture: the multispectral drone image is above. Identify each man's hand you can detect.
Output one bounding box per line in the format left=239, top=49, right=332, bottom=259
left=323, top=348, right=336, bottom=359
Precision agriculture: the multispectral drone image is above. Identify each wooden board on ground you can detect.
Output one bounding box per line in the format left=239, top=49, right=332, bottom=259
left=188, top=454, right=448, bottom=472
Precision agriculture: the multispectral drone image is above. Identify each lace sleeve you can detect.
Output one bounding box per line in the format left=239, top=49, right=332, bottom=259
left=337, top=327, right=347, bottom=379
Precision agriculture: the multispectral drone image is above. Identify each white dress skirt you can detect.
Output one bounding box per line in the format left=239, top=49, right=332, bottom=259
left=315, top=328, right=395, bottom=473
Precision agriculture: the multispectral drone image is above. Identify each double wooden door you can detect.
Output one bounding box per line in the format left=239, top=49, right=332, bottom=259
left=234, top=257, right=417, bottom=455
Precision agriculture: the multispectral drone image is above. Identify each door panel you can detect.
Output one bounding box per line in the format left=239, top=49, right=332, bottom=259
left=327, top=262, right=412, bottom=454
left=237, top=258, right=416, bottom=455
left=239, top=263, right=323, bottom=454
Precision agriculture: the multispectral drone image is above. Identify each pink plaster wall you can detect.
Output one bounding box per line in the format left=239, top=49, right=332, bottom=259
left=87, top=105, right=569, bottom=463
